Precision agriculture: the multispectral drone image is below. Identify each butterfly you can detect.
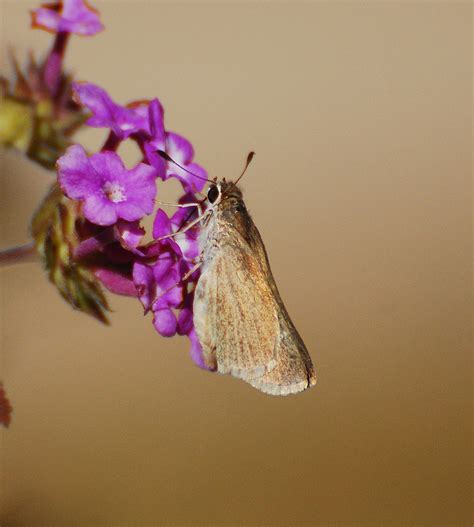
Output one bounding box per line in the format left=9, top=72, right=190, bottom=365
left=159, top=151, right=316, bottom=396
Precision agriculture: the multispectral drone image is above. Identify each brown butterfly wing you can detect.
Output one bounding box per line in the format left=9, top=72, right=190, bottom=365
left=244, top=217, right=316, bottom=395
left=194, top=244, right=279, bottom=380
left=247, top=306, right=317, bottom=395
left=193, top=187, right=316, bottom=395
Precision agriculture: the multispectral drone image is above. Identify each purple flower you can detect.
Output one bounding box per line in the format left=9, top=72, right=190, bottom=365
left=164, top=132, right=208, bottom=194
left=31, top=0, right=104, bottom=36
left=58, top=144, right=157, bottom=226
left=143, top=105, right=207, bottom=193
left=73, top=82, right=149, bottom=140
left=133, top=254, right=184, bottom=337
left=25, top=0, right=214, bottom=378
left=143, top=98, right=167, bottom=179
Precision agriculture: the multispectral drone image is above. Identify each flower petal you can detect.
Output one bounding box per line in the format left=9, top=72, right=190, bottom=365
left=116, top=220, right=144, bottom=250
left=73, top=81, right=115, bottom=124
left=167, top=132, right=194, bottom=165
left=152, top=209, right=171, bottom=239
left=73, top=82, right=146, bottom=139
left=83, top=194, right=117, bottom=225
left=89, top=149, right=125, bottom=178
left=177, top=305, right=193, bottom=335
left=57, top=144, right=101, bottom=199
left=153, top=308, right=177, bottom=337
left=149, top=98, right=165, bottom=140
left=188, top=328, right=215, bottom=370
left=94, top=268, right=137, bottom=297
left=166, top=161, right=207, bottom=194
left=133, top=262, right=155, bottom=311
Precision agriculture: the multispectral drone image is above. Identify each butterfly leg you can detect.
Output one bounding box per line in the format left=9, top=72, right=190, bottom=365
left=181, top=257, right=203, bottom=282
left=156, top=210, right=210, bottom=242
left=155, top=200, right=202, bottom=210
left=150, top=257, right=203, bottom=310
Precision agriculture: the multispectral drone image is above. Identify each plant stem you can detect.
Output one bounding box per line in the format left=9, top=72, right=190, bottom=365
left=0, top=242, right=37, bottom=267
left=42, top=31, right=70, bottom=98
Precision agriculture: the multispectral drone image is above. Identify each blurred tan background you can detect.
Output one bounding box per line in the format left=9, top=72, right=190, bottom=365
left=0, top=1, right=471, bottom=526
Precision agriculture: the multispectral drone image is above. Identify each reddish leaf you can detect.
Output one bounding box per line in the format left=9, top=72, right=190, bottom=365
left=0, top=384, right=13, bottom=428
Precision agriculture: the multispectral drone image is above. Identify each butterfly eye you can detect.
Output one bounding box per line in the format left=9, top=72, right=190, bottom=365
left=207, top=185, right=219, bottom=203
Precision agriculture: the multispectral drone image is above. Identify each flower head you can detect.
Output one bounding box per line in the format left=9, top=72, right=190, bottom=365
left=58, top=144, right=157, bottom=225
left=31, top=0, right=104, bottom=36
left=24, top=0, right=211, bottom=372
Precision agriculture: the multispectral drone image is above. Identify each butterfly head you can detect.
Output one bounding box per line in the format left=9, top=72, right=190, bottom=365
left=206, top=180, right=244, bottom=210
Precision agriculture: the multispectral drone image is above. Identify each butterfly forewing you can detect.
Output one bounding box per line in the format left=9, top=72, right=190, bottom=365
left=193, top=181, right=316, bottom=395
left=194, top=240, right=279, bottom=379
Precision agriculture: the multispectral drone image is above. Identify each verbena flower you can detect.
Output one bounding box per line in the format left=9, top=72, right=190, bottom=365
left=31, top=0, right=104, bottom=36
left=142, top=100, right=207, bottom=192
left=58, top=144, right=157, bottom=225
left=72, top=82, right=149, bottom=140
left=7, top=0, right=212, bottom=382
left=163, top=132, right=208, bottom=194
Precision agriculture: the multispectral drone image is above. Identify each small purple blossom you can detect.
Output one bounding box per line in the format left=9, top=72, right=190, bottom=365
left=133, top=250, right=184, bottom=337
left=37, top=0, right=211, bottom=371
left=143, top=103, right=207, bottom=193
left=57, top=144, right=157, bottom=226
left=73, top=82, right=150, bottom=140
left=143, top=98, right=167, bottom=179
left=31, top=0, right=104, bottom=36
left=164, top=132, right=208, bottom=194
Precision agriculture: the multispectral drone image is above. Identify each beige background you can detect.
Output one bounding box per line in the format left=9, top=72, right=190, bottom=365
left=0, top=1, right=471, bottom=526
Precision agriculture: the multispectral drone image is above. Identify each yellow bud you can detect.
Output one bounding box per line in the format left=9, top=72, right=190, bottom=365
left=36, top=99, right=53, bottom=119
left=0, top=96, right=34, bottom=151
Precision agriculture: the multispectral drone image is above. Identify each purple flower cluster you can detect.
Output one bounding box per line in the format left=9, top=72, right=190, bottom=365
left=28, top=0, right=211, bottom=369
left=58, top=82, right=210, bottom=369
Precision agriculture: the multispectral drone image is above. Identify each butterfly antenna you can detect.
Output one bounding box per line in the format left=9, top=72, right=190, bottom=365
left=235, top=151, right=255, bottom=185
left=157, top=150, right=213, bottom=183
